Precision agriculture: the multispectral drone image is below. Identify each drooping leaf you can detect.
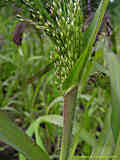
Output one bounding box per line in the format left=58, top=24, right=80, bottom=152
left=27, top=115, right=63, bottom=133
left=26, top=115, right=63, bottom=153
left=0, top=111, right=51, bottom=160
left=20, top=115, right=62, bottom=160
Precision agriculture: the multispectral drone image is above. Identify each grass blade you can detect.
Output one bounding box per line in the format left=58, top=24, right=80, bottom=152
left=104, top=50, right=120, bottom=143
left=0, top=111, right=51, bottom=160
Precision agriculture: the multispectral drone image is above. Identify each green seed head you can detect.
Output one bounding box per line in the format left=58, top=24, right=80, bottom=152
left=48, top=1, right=84, bottom=89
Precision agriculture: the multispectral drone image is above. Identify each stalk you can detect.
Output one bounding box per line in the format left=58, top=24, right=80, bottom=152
left=60, top=85, right=78, bottom=160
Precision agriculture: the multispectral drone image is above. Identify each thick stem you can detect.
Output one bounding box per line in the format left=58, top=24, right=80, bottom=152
left=60, top=85, right=78, bottom=160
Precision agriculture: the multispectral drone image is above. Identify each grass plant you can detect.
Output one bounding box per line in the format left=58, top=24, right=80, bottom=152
left=0, top=0, right=120, bottom=160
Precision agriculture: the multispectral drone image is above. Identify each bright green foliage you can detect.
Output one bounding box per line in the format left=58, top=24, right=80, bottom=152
left=0, top=0, right=120, bottom=160
left=0, top=111, right=51, bottom=160
left=104, top=49, right=120, bottom=144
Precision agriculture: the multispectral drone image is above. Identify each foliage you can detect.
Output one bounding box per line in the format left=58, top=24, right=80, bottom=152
left=0, top=0, right=120, bottom=160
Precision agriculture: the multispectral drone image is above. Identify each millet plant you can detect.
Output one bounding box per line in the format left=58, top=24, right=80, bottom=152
left=0, top=0, right=120, bottom=160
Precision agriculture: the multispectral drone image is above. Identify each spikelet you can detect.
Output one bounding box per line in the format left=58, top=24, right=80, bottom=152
left=48, top=0, right=84, bottom=89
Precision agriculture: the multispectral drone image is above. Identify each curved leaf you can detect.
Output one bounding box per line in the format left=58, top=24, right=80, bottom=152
left=26, top=115, right=63, bottom=152
left=27, top=115, right=63, bottom=132
left=0, top=111, right=51, bottom=160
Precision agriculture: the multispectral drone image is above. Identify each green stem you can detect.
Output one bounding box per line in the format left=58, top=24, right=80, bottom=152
left=60, top=85, right=78, bottom=160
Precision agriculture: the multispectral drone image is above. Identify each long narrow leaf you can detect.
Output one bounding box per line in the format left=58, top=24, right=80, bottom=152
left=89, top=107, right=116, bottom=160
left=104, top=50, right=120, bottom=144
left=0, top=111, right=51, bottom=160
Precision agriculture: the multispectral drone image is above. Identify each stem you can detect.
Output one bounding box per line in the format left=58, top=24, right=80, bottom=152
left=60, top=85, right=78, bottom=160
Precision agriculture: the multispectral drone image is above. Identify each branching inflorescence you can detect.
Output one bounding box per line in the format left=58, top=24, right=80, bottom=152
left=2, top=0, right=113, bottom=89
left=14, top=0, right=84, bottom=89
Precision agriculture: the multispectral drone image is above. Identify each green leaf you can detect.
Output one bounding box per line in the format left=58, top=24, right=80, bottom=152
left=104, top=51, right=120, bottom=144
left=20, top=115, right=62, bottom=160
left=0, top=111, right=51, bottom=160
left=63, top=0, right=109, bottom=91
left=69, top=125, right=97, bottom=160
left=90, top=107, right=115, bottom=159
left=27, top=115, right=63, bottom=132
left=26, top=115, right=63, bottom=152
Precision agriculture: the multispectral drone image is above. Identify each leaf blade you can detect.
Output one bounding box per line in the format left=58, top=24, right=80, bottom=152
left=0, top=111, right=51, bottom=160
left=104, top=51, right=120, bottom=143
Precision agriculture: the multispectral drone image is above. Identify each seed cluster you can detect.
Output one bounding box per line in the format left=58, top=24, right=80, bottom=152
left=14, top=0, right=113, bottom=89
left=28, top=0, right=84, bottom=88
left=47, top=0, right=84, bottom=87
left=10, top=0, right=84, bottom=89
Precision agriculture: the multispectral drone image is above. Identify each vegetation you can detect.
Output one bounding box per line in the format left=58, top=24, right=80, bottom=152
left=0, top=0, right=120, bottom=160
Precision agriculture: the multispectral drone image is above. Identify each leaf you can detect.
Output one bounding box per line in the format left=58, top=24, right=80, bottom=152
left=26, top=115, right=63, bottom=153
left=47, top=96, right=64, bottom=113
left=69, top=125, right=97, bottom=160
left=104, top=50, right=120, bottom=144
left=0, top=111, right=51, bottom=160
left=63, top=0, right=109, bottom=91
left=90, top=107, right=115, bottom=159
left=27, top=115, right=63, bottom=132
